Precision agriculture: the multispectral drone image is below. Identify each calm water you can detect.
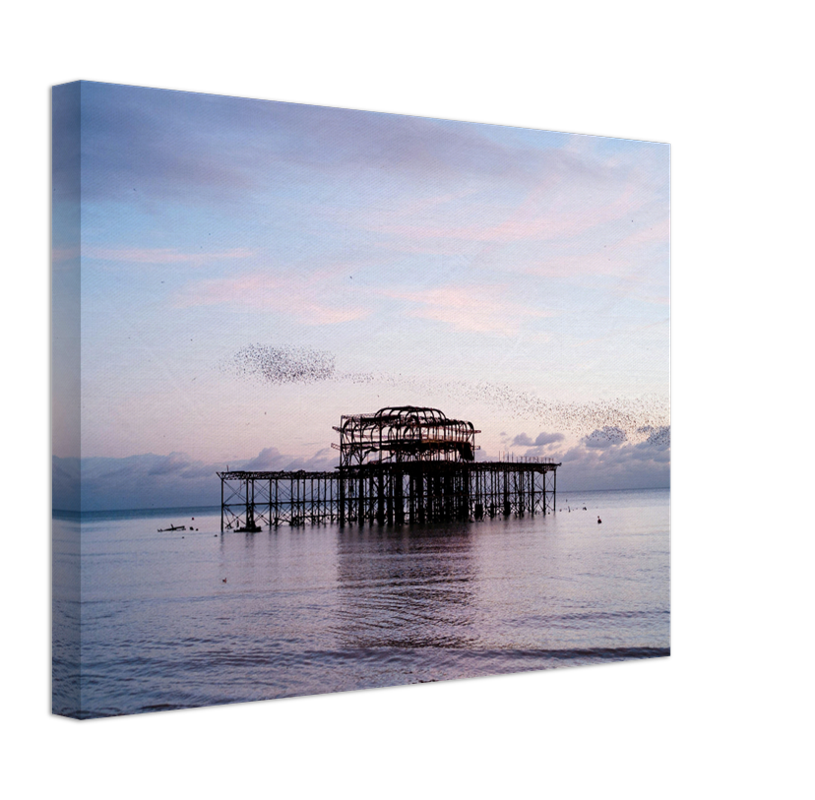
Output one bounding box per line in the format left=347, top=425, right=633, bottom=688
left=53, top=488, right=670, bottom=718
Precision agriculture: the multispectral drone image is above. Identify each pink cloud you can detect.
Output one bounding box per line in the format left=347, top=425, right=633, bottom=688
left=367, top=181, right=644, bottom=247
left=175, top=270, right=370, bottom=325
left=381, top=284, right=555, bottom=334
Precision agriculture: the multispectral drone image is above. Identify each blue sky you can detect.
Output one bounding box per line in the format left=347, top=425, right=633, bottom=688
left=53, top=81, right=668, bottom=507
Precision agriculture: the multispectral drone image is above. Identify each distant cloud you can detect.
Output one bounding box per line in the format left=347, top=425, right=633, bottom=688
left=242, top=446, right=335, bottom=474
left=583, top=427, right=628, bottom=448
left=54, top=444, right=341, bottom=512
left=637, top=425, right=671, bottom=448
left=283, top=448, right=337, bottom=472
left=534, top=431, right=565, bottom=446
left=243, top=447, right=286, bottom=471
left=180, top=462, right=221, bottom=479
left=175, top=269, right=370, bottom=325
left=84, top=246, right=254, bottom=266
left=79, top=83, right=260, bottom=205
left=77, top=83, right=584, bottom=207
left=544, top=427, right=670, bottom=491
left=147, top=452, right=191, bottom=475
left=382, top=284, right=555, bottom=334
left=499, top=425, right=669, bottom=490
left=53, top=417, right=670, bottom=512
left=511, top=431, right=564, bottom=447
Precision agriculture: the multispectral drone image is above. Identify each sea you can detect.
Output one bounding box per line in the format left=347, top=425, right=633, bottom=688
left=52, top=487, right=670, bottom=718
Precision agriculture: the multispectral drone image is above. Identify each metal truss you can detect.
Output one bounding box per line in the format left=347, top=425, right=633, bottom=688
left=218, top=407, right=559, bottom=531
left=332, top=406, right=481, bottom=468
left=218, top=463, right=560, bottom=531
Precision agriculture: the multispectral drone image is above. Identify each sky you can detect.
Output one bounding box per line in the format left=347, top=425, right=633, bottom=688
left=52, top=81, right=669, bottom=509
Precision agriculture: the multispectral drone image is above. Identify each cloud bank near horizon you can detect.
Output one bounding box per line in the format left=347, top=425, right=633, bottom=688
left=53, top=421, right=669, bottom=511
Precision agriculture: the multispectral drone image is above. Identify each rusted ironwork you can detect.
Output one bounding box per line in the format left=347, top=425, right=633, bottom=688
left=218, top=407, right=560, bottom=531
left=332, top=406, right=480, bottom=467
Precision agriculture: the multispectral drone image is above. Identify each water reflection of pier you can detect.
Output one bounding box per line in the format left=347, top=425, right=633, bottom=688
left=217, top=406, right=559, bottom=532
left=334, top=524, right=477, bottom=650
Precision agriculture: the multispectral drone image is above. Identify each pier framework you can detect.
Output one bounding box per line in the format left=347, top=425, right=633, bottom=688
left=218, top=461, right=558, bottom=531
left=217, top=406, right=560, bottom=531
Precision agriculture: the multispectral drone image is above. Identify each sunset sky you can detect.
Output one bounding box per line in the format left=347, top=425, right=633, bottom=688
left=52, top=81, right=669, bottom=509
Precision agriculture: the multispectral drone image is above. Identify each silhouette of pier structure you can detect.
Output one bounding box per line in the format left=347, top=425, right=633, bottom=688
left=218, top=406, right=560, bottom=531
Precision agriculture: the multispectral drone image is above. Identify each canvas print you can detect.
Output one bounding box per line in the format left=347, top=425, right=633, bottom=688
left=52, top=81, right=670, bottom=719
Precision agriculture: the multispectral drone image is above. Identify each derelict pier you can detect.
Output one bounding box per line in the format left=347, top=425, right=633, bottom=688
left=217, top=406, right=559, bottom=531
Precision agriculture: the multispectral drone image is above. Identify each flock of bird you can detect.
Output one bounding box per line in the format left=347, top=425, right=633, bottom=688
left=224, top=343, right=337, bottom=385
left=222, top=343, right=670, bottom=444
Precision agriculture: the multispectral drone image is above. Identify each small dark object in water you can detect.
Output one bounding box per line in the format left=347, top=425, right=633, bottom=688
left=597, top=517, right=602, bottom=524
left=222, top=578, right=227, bottom=583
